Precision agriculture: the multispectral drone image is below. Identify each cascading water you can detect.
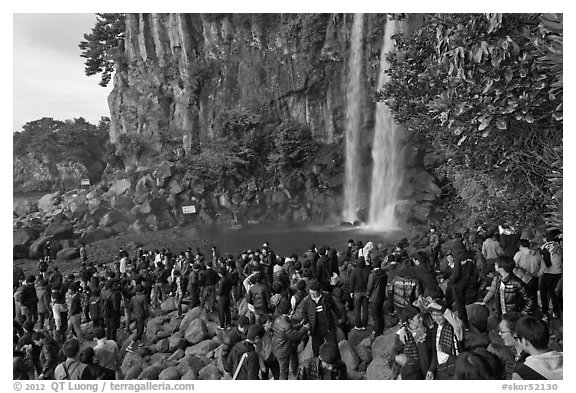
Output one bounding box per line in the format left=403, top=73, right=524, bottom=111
left=367, top=18, right=404, bottom=230
left=342, top=13, right=364, bottom=223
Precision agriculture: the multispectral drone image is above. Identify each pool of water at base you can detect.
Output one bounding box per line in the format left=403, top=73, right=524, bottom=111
left=181, top=222, right=406, bottom=257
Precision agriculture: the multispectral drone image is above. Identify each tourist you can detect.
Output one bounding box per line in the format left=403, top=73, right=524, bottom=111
left=392, top=305, right=433, bottom=380
left=36, top=334, right=59, bottom=380
left=496, top=312, right=528, bottom=379
left=126, top=284, right=148, bottom=352
left=66, top=282, right=83, bottom=341
left=512, top=316, right=563, bottom=380
left=93, top=326, right=121, bottom=380
left=349, top=256, right=371, bottom=331
left=216, top=266, right=233, bottom=329
left=221, top=315, right=250, bottom=376
left=429, top=225, right=441, bottom=271
left=366, top=255, right=387, bottom=337
left=228, top=323, right=266, bottom=380
left=391, top=259, right=423, bottom=315
left=88, top=288, right=104, bottom=330
left=200, top=261, right=219, bottom=313
left=272, top=301, right=309, bottom=380
left=481, top=231, right=503, bottom=276
left=539, top=232, right=563, bottom=320
left=35, top=277, right=52, bottom=332
left=500, top=224, right=520, bottom=258
left=80, top=347, right=109, bottom=379
left=187, top=263, right=202, bottom=308
left=51, top=283, right=68, bottom=345
left=297, top=342, right=347, bottom=380
left=246, top=273, right=270, bottom=325
left=482, top=256, right=534, bottom=318
left=18, top=275, right=38, bottom=325
left=54, top=338, right=94, bottom=380
left=101, top=279, right=122, bottom=341
left=513, top=239, right=542, bottom=304
left=300, top=280, right=341, bottom=357
left=426, top=299, right=464, bottom=379
left=152, top=262, right=169, bottom=308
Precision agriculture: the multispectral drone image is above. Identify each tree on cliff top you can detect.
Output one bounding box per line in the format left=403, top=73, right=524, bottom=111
left=382, top=13, right=562, bottom=229
left=79, top=13, right=125, bottom=87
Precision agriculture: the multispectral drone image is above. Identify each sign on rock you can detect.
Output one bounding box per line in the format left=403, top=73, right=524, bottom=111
left=182, top=206, right=196, bottom=214
left=81, top=179, right=91, bottom=187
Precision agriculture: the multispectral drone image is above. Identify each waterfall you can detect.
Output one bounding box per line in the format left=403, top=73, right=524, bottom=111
left=367, top=19, right=404, bottom=230
left=342, top=13, right=364, bottom=223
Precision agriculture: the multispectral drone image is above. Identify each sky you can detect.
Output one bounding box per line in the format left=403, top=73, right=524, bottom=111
left=13, top=13, right=112, bottom=131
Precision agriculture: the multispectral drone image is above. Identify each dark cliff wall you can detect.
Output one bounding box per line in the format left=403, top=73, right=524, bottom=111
left=108, top=13, right=392, bottom=149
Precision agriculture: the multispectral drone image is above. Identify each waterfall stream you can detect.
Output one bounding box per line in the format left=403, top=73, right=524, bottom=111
left=342, top=13, right=364, bottom=223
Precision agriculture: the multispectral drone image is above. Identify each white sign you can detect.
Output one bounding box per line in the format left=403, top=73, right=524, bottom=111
left=81, top=179, right=91, bottom=186
left=182, top=205, right=196, bottom=214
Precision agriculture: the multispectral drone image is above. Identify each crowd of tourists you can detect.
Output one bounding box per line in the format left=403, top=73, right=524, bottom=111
left=13, top=222, right=563, bottom=380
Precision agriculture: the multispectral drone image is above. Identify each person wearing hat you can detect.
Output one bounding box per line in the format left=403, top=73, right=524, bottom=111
left=426, top=299, right=464, bottom=379
left=54, top=338, right=94, bottom=380
left=228, top=323, right=266, bottom=380
left=297, top=342, right=347, bottom=380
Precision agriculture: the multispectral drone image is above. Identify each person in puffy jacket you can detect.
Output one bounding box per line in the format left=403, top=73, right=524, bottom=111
left=222, top=316, right=249, bottom=375
left=349, top=258, right=371, bottom=330
left=366, top=256, right=388, bottom=337
left=247, top=273, right=270, bottom=324
left=272, top=301, right=308, bottom=379
left=228, top=324, right=266, bottom=380
left=391, top=261, right=423, bottom=315
left=482, top=256, right=534, bottom=318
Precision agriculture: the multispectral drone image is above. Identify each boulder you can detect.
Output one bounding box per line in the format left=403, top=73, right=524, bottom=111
left=121, top=352, right=146, bottom=377
left=167, top=349, right=185, bottom=363
left=185, top=339, right=220, bottom=357
left=180, top=307, right=207, bottom=332
left=338, top=340, right=360, bottom=371
left=99, top=210, right=127, bottom=227
left=156, top=338, right=170, bottom=353
left=168, top=179, right=183, bottom=196
left=348, top=327, right=373, bottom=347
left=371, top=328, right=397, bottom=359
left=158, top=367, right=181, bottom=380
left=37, top=191, right=61, bottom=212
left=198, top=364, right=221, bottom=380
left=180, top=370, right=197, bottom=380
left=366, top=355, right=397, bottom=380
left=176, top=355, right=206, bottom=377
left=185, top=319, right=208, bottom=345
left=56, top=247, right=80, bottom=260
left=80, top=228, right=112, bottom=244
left=205, top=321, right=219, bottom=338
left=160, top=296, right=176, bottom=312
left=112, top=195, right=135, bottom=211
left=13, top=200, right=37, bottom=217
left=28, top=236, right=51, bottom=259
left=124, top=365, right=143, bottom=380
left=149, top=352, right=170, bottom=365
left=13, top=227, right=38, bottom=247
left=43, top=220, right=74, bottom=239
left=109, top=178, right=132, bottom=197
left=355, top=343, right=372, bottom=364
left=168, top=333, right=186, bottom=351
left=138, top=365, right=163, bottom=380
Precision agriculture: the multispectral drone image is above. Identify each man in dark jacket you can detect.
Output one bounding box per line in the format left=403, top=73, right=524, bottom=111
left=297, top=342, right=347, bottom=380
left=366, top=256, right=388, bottom=337
left=314, top=247, right=333, bottom=291
left=222, top=316, right=250, bottom=375
left=349, top=258, right=371, bottom=330
left=391, top=260, right=423, bottom=315
left=216, top=267, right=233, bottom=329
left=228, top=324, right=266, bottom=380
left=482, top=256, right=534, bottom=318
left=101, top=280, right=122, bottom=341
left=201, top=261, right=219, bottom=313
left=19, top=276, right=38, bottom=324
left=127, top=285, right=149, bottom=351
left=301, top=280, right=342, bottom=357
left=247, top=274, right=270, bottom=325
left=272, top=301, right=309, bottom=379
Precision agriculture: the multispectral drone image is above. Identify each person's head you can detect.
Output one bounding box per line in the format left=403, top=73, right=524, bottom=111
left=32, top=331, right=46, bottom=346
left=319, top=342, right=341, bottom=370
left=309, top=280, right=323, bottom=300
left=309, top=244, right=316, bottom=251
left=400, top=305, right=421, bottom=328
left=515, top=316, right=550, bottom=353
left=93, top=326, right=106, bottom=340
left=246, top=324, right=265, bottom=344
left=62, top=338, right=81, bottom=359
left=262, top=241, right=270, bottom=249
left=453, top=348, right=504, bottom=380
left=25, top=275, right=35, bottom=284
left=495, top=256, right=515, bottom=275
left=79, top=347, right=96, bottom=364
left=295, top=279, right=306, bottom=292
left=519, top=239, right=531, bottom=250
left=428, top=300, right=447, bottom=326
left=498, top=312, right=523, bottom=348
left=371, top=255, right=382, bottom=270
left=412, top=251, right=428, bottom=267
left=23, top=320, right=35, bottom=333
left=135, top=284, right=144, bottom=293
left=236, top=316, right=250, bottom=333
left=430, top=225, right=436, bottom=233
left=347, top=239, right=354, bottom=247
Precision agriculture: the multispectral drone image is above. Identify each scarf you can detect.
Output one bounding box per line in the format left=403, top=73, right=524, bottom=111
left=438, top=322, right=458, bottom=356
left=403, top=324, right=427, bottom=360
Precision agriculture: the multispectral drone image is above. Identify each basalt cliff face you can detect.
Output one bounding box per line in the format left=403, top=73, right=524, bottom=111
left=109, top=14, right=382, bottom=148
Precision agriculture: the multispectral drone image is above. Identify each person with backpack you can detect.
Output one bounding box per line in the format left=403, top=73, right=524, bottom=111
left=228, top=324, right=266, bottom=380
left=49, top=266, right=63, bottom=291
left=54, top=338, right=94, bottom=380
left=221, top=316, right=250, bottom=376
left=391, top=259, right=423, bottom=316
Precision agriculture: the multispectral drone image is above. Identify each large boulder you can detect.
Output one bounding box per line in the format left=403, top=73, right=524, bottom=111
left=348, top=327, right=373, bottom=347
left=185, top=339, right=220, bottom=357
left=160, top=296, right=176, bottom=312
left=111, top=195, right=135, bottom=211
left=168, top=332, right=186, bottom=351
left=180, top=307, right=207, bottom=332
left=158, top=367, right=181, bottom=380
left=121, top=352, right=146, bottom=377
left=109, top=178, right=132, bottom=197
left=355, top=343, right=372, bottom=364
left=37, top=191, right=61, bottom=212
left=43, top=220, right=74, bottom=239
left=366, top=355, right=398, bottom=380
left=371, top=328, right=397, bottom=359
left=13, top=227, right=38, bottom=247
left=180, top=370, right=197, bottom=380
left=198, top=364, right=221, bottom=380
left=56, top=247, right=80, bottom=260
left=28, top=236, right=51, bottom=259
left=184, top=319, right=208, bottom=345
left=156, top=338, right=170, bottom=353
left=99, top=210, right=127, bottom=227
left=13, top=200, right=37, bottom=217
left=338, top=340, right=360, bottom=371
left=124, top=365, right=143, bottom=380
left=176, top=355, right=206, bottom=377
left=80, top=228, right=113, bottom=244
left=167, top=349, right=185, bottom=363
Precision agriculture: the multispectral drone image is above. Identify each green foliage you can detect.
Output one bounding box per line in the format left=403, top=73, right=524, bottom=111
left=273, top=121, right=318, bottom=172
left=382, top=13, right=562, bottom=227
left=79, top=13, right=125, bottom=87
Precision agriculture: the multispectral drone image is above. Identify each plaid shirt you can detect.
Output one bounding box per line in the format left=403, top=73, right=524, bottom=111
left=297, top=358, right=347, bottom=380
